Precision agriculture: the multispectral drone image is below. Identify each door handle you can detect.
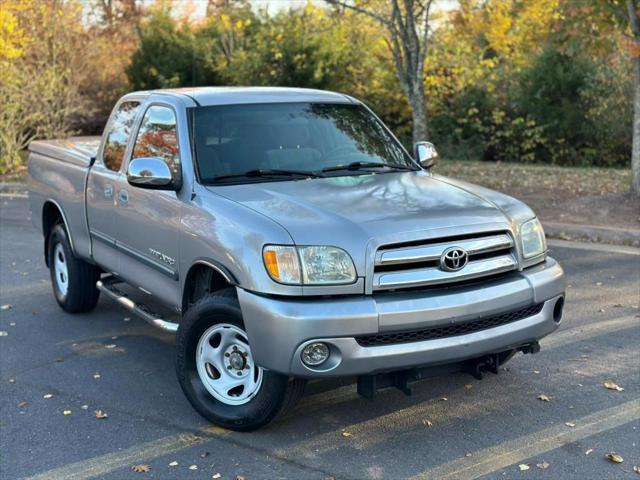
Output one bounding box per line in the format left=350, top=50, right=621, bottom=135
left=119, top=190, right=129, bottom=204
left=104, top=184, right=113, bottom=198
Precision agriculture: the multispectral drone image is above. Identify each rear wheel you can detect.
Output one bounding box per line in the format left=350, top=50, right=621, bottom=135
left=175, top=289, right=305, bottom=431
left=47, top=224, right=101, bottom=313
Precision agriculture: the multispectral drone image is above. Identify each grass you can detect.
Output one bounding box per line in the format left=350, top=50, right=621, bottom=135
left=437, top=160, right=632, bottom=197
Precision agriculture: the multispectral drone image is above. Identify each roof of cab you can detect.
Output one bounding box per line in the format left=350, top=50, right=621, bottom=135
left=137, top=86, right=356, bottom=107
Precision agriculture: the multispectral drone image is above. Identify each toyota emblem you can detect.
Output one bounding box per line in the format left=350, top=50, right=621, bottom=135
left=440, top=247, right=468, bottom=272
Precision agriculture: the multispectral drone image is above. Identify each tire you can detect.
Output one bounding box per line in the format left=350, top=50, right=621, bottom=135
left=175, top=289, right=306, bottom=431
left=48, top=223, right=101, bottom=313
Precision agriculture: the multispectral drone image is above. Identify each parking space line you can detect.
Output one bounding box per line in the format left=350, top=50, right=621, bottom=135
left=0, top=193, right=28, bottom=198
left=20, top=428, right=228, bottom=480
left=410, top=398, right=640, bottom=480
left=544, top=315, right=639, bottom=350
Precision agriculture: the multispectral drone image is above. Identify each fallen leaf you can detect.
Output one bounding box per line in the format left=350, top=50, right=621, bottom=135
left=604, top=382, right=624, bottom=392
left=537, top=394, right=552, bottom=402
left=422, top=420, right=433, bottom=427
left=169, top=461, right=178, bottom=467
left=1, top=304, right=12, bottom=310
left=63, top=410, right=72, bottom=415
left=189, top=465, right=198, bottom=470
left=94, top=410, right=108, bottom=419
left=341, top=431, right=352, bottom=437
left=17, top=401, right=28, bottom=408
left=518, top=464, right=530, bottom=471
left=43, top=394, right=53, bottom=399
left=132, top=464, right=150, bottom=473
left=565, top=422, right=575, bottom=428
left=606, top=453, right=623, bottom=464
left=536, top=462, right=550, bottom=470
left=212, top=474, right=222, bottom=479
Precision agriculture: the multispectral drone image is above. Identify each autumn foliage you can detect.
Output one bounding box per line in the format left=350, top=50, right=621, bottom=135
left=0, top=0, right=633, bottom=173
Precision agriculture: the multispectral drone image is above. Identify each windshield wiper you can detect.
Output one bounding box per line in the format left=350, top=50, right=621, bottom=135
left=211, top=169, right=325, bottom=182
left=321, top=161, right=416, bottom=173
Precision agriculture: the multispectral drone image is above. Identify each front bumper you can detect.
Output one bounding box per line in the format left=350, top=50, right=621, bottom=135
left=237, top=257, right=565, bottom=377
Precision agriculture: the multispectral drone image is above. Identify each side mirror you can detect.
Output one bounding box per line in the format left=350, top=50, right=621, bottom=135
left=414, top=141, right=439, bottom=169
left=127, top=157, right=178, bottom=190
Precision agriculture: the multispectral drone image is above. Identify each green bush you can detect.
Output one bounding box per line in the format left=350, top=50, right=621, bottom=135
left=515, top=48, right=596, bottom=166
left=429, top=47, right=630, bottom=168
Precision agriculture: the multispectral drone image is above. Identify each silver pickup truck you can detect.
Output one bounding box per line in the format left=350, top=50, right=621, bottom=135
left=28, top=87, right=565, bottom=430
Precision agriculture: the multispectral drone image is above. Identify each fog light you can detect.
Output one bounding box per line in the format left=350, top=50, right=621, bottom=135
left=301, top=342, right=330, bottom=367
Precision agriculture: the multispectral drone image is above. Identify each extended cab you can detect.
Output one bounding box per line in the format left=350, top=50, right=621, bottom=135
left=28, top=87, right=565, bottom=430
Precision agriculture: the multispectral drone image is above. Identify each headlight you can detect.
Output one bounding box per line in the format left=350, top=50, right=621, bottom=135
left=263, top=245, right=356, bottom=285
left=298, top=246, right=356, bottom=284
left=520, top=218, right=546, bottom=259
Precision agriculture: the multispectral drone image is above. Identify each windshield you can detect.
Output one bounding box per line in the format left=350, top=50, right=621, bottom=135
left=192, top=102, right=417, bottom=184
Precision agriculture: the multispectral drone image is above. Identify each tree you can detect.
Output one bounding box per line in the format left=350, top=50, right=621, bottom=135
left=625, top=0, right=640, bottom=192
left=126, top=5, right=214, bottom=89
left=0, top=0, right=92, bottom=172
left=324, top=0, right=434, bottom=144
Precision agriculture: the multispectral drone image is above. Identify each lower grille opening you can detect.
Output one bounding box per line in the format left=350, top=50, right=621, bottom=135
left=355, top=303, right=544, bottom=347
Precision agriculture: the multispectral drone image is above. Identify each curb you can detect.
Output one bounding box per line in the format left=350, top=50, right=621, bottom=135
left=543, top=221, right=640, bottom=248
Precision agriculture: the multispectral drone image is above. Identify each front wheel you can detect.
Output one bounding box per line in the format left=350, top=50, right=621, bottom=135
left=175, top=290, right=305, bottom=431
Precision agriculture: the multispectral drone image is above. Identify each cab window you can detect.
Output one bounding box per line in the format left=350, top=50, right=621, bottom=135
left=102, top=101, right=141, bottom=171
left=131, top=105, right=181, bottom=179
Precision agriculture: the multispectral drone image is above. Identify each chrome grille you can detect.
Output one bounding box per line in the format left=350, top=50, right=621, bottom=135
left=373, top=232, right=516, bottom=291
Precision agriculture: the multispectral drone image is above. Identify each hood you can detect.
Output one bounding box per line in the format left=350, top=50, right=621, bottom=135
left=207, top=171, right=527, bottom=273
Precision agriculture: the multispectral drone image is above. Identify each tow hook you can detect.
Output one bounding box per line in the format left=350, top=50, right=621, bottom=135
left=465, top=353, right=501, bottom=380
left=521, top=341, right=541, bottom=354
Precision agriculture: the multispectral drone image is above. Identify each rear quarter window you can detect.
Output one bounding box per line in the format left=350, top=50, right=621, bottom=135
left=102, top=101, right=141, bottom=171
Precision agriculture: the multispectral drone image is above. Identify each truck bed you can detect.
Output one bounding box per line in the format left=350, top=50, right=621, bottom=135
left=28, top=137, right=101, bottom=167
left=28, top=136, right=101, bottom=261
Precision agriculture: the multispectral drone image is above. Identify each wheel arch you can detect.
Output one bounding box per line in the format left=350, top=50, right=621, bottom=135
left=42, top=200, right=74, bottom=267
left=182, top=260, right=238, bottom=313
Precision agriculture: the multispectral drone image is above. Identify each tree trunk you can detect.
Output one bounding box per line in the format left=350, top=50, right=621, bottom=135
left=632, top=57, right=640, bottom=193
left=409, top=83, right=428, bottom=145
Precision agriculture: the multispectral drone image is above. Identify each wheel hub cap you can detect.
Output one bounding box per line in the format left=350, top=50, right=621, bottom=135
left=196, top=324, right=263, bottom=405
left=53, top=243, right=69, bottom=296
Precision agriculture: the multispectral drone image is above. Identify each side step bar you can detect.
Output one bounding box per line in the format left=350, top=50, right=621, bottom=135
left=96, top=275, right=179, bottom=333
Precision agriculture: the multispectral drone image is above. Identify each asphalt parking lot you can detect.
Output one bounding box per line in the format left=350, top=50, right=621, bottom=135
left=1, top=194, right=639, bottom=480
